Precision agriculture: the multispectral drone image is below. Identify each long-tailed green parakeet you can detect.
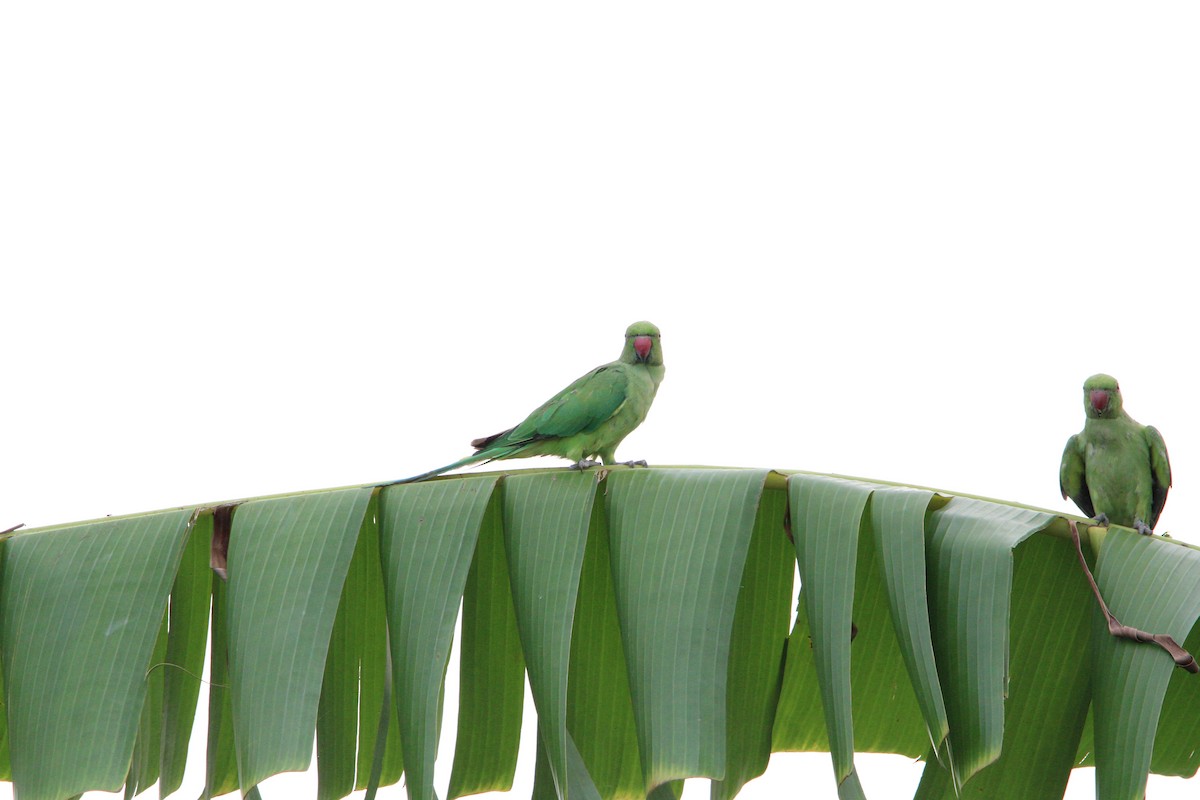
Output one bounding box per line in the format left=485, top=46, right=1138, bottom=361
left=393, top=321, right=665, bottom=483
left=1060, top=373, right=1172, bottom=535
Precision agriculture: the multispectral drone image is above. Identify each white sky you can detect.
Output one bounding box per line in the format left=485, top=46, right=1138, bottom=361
left=3, top=1, right=1198, bottom=798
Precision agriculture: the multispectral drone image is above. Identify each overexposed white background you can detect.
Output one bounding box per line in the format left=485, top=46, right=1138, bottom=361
left=3, top=2, right=1198, bottom=797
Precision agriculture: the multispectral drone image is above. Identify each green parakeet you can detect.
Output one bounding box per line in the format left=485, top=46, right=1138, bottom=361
left=393, top=321, right=665, bottom=483
left=1060, top=373, right=1172, bottom=535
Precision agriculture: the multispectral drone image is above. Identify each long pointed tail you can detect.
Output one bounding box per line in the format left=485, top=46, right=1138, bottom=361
left=386, top=443, right=526, bottom=485
left=385, top=453, right=489, bottom=485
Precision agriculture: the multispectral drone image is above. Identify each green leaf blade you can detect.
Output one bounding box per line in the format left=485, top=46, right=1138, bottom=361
left=1092, top=532, right=1200, bottom=800
left=225, top=488, right=374, bottom=791
left=566, top=487, right=644, bottom=800
left=944, top=533, right=1094, bottom=800
left=788, top=474, right=874, bottom=792
left=126, top=610, right=168, bottom=798
left=711, top=486, right=794, bottom=800
left=1151, top=620, right=1200, bottom=777
left=925, top=498, right=1055, bottom=787
left=867, top=486, right=947, bottom=757
left=606, top=468, right=769, bottom=790
left=318, top=494, right=397, bottom=800
left=379, top=476, right=500, bottom=800
left=354, top=495, right=404, bottom=792
left=503, top=471, right=600, bottom=799
left=159, top=512, right=214, bottom=797
left=0, top=509, right=194, bottom=800
left=202, top=576, right=237, bottom=800
left=449, top=490, right=525, bottom=799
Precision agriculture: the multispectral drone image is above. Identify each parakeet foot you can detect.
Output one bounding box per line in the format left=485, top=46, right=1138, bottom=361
left=569, top=459, right=601, bottom=471
left=1092, top=513, right=1110, bottom=527
left=618, top=459, right=649, bottom=468
left=1134, top=519, right=1154, bottom=536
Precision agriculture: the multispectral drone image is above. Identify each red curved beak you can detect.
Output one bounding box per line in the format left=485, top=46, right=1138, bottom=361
left=634, top=335, right=652, bottom=361
left=1090, top=390, right=1110, bottom=413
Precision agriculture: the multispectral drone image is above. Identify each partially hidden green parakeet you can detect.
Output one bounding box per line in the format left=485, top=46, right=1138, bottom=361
left=1060, top=373, right=1172, bottom=535
left=392, top=321, right=665, bottom=483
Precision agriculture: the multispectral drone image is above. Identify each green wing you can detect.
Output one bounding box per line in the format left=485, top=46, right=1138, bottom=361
left=1145, top=425, right=1172, bottom=528
left=507, top=364, right=630, bottom=443
left=1059, top=434, right=1093, bottom=518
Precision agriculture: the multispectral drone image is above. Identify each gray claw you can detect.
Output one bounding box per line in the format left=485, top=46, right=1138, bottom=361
left=1093, top=513, right=1110, bottom=527
left=1135, top=519, right=1154, bottom=536
left=569, top=459, right=601, bottom=471
left=620, top=459, right=649, bottom=468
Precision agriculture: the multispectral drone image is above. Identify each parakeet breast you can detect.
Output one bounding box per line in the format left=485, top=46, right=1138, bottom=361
left=575, top=365, right=659, bottom=460
left=1081, top=418, right=1154, bottom=528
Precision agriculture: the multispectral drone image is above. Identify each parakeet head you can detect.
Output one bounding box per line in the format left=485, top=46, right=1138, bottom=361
left=623, top=321, right=662, bottom=366
left=1082, top=373, right=1123, bottom=418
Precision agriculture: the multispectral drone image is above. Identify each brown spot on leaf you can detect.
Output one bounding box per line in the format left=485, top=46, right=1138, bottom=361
left=210, top=504, right=238, bottom=581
